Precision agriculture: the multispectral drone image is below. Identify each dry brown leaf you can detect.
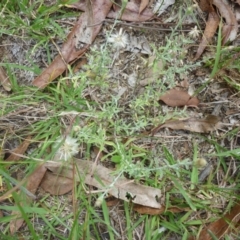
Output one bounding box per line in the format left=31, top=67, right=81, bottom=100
left=189, top=201, right=240, bottom=240
left=106, top=197, right=121, bottom=207
left=70, top=0, right=154, bottom=22
left=6, top=136, right=31, bottom=162
left=195, top=11, right=219, bottom=60
left=198, top=0, right=214, bottom=12
left=151, top=115, right=220, bottom=135
left=134, top=204, right=190, bottom=215
left=196, top=0, right=238, bottom=59
left=10, top=164, right=47, bottom=234
left=139, top=0, right=149, bottom=14
left=32, top=0, right=113, bottom=88
left=44, top=160, right=162, bottom=209
left=26, top=165, right=47, bottom=193
left=33, top=20, right=88, bottom=88
left=213, top=0, right=238, bottom=44
left=40, top=171, right=73, bottom=195
left=73, top=58, right=88, bottom=73
left=159, top=89, right=199, bottom=107
left=0, top=66, right=11, bottom=91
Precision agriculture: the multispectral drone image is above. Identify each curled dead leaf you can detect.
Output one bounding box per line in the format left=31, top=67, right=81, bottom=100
left=152, top=115, right=221, bottom=135
left=159, top=89, right=199, bottom=107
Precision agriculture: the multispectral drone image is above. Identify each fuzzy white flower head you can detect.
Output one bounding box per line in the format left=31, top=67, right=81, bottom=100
left=53, top=136, right=79, bottom=161
left=189, top=26, right=201, bottom=39
left=107, top=28, right=128, bottom=49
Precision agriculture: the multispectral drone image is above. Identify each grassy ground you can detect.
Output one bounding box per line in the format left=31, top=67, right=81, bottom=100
left=1, top=0, right=240, bottom=239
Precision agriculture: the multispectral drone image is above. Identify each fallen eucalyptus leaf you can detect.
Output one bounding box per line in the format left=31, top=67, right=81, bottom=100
left=44, top=160, right=162, bottom=209
left=33, top=0, right=113, bottom=88
left=195, top=11, right=219, bottom=60
left=152, top=115, right=221, bottom=135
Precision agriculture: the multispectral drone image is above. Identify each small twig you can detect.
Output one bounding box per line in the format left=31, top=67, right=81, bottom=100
left=88, top=19, right=196, bottom=32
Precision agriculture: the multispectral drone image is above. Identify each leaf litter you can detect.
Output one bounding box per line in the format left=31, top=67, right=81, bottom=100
left=195, top=0, right=238, bottom=59
left=33, top=0, right=113, bottom=88
left=70, top=0, right=154, bottom=21
left=44, top=160, right=162, bottom=209
left=152, top=115, right=221, bottom=135
left=1, top=0, right=240, bottom=238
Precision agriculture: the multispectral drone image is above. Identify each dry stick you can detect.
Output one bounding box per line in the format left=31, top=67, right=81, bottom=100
left=51, top=38, right=68, bottom=67
left=88, top=19, right=194, bottom=31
